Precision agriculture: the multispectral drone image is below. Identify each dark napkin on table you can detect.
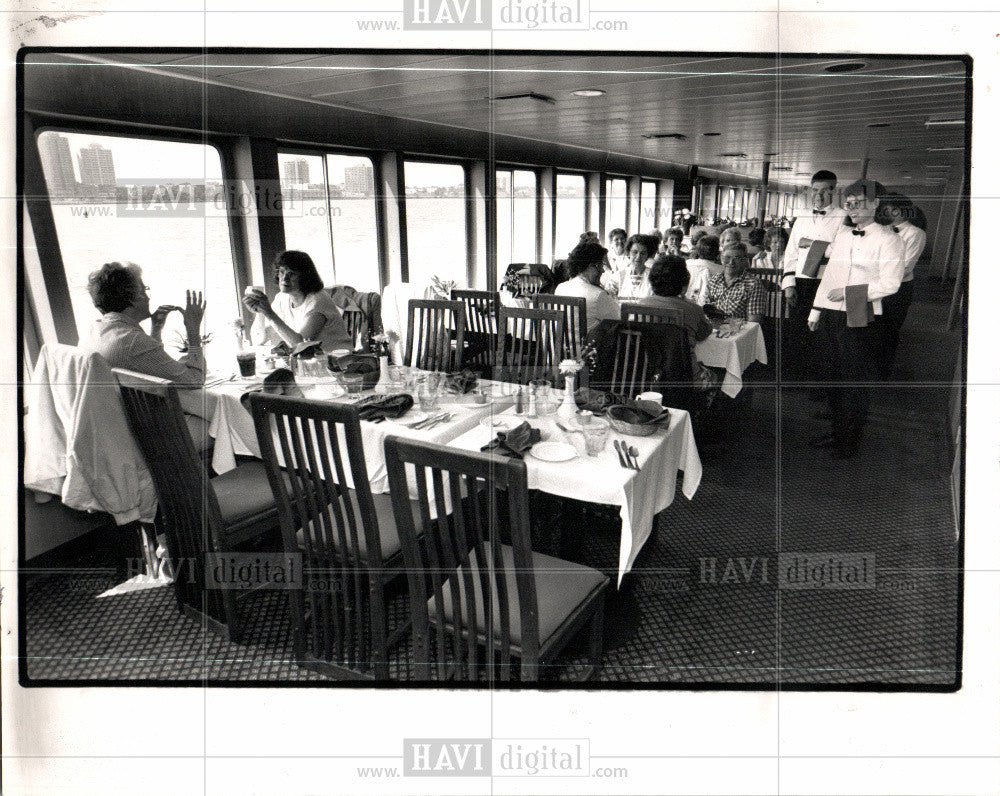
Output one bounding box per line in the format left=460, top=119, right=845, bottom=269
left=445, top=369, right=478, bottom=395
left=480, top=421, right=541, bottom=458
left=240, top=368, right=301, bottom=410
left=573, top=387, right=622, bottom=415
left=356, top=393, right=415, bottom=422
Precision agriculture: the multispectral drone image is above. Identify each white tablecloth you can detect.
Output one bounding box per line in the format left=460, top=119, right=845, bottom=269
left=694, top=321, right=767, bottom=398
left=447, top=406, right=702, bottom=587
left=203, top=377, right=514, bottom=492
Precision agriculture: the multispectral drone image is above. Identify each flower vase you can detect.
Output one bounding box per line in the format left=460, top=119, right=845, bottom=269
left=557, top=373, right=578, bottom=422
left=377, top=355, right=391, bottom=392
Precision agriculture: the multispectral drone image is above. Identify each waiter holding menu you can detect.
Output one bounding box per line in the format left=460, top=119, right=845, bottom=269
left=807, top=179, right=905, bottom=460
left=781, top=170, right=848, bottom=380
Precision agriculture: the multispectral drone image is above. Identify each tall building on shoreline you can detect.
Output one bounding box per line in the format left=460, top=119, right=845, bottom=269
left=282, top=158, right=310, bottom=185
left=38, top=133, right=77, bottom=196
left=344, top=164, right=373, bottom=195
left=77, top=143, right=116, bottom=187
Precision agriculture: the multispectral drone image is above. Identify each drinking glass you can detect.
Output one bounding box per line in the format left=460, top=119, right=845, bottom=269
left=418, top=371, right=443, bottom=411
left=529, top=379, right=551, bottom=414
left=581, top=418, right=610, bottom=456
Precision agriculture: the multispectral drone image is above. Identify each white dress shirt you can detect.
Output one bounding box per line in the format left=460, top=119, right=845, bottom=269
left=808, top=223, right=905, bottom=324
left=781, top=205, right=850, bottom=290
left=554, top=275, right=621, bottom=332
left=893, top=220, right=928, bottom=282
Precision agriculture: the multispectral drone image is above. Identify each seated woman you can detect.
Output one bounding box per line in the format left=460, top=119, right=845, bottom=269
left=663, top=226, right=686, bottom=257
left=702, top=243, right=766, bottom=323
left=554, top=239, right=621, bottom=333
left=752, top=226, right=789, bottom=270
left=244, top=250, right=353, bottom=353
left=684, top=234, right=722, bottom=304
left=604, top=234, right=657, bottom=300
left=746, top=227, right=766, bottom=258
left=718, top=225, right=742, bottom=253
left=639, top=255, right=713, bottom=370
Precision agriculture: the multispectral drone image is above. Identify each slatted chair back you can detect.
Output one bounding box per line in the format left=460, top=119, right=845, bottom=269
left=748, top=268, right=786, bottom=319
left=495, top=306, right=564, bottom=385
left=620, top=301, right=685, bottom=327
left=248, top=394, right=389, bottom=679
left=385, top=437, right=608, bottom=682
left=404, top=299, right=465, bottom=372
left=533, top=294, right=588, bottom=360
left=342, top=308, right=365, bottom=350
left=518, top=274, right=544, bottom=297
left=604, top=322, right=695, bottom=403
left=608, top=327, right=650, bottom=399
left=451, top=289, right=499, bottom=370
left=112, top=368, right=239, bottom=639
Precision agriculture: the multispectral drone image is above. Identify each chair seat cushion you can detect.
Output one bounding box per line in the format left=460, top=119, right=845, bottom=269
left=295, top=490, right=408, bottom=565
left=210, top=461, right=277, bottom=527
left=428, top=545, right=607, bottom=648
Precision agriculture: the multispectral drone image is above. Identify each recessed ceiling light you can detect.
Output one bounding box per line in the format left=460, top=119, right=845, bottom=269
left=572, top=89, right=605, bottom=98
left=867, top=122, right=891, bottom=129
left=925, top=164, right=951, bottom=170
left=926, top=146, right=963, bottom=152
left=924, top=117, right=963, bottom=126
left=719, top=152, right=747, bottom=158
left=824, top=61, right=867, bottom=73
left=642, top=132, right=687, bottom=140
left=902, top=175, right=913, bottom=180
left=703, top=132, right=721, bottom=137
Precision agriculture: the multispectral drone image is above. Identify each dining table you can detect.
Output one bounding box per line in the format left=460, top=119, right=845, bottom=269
left=447, top=401, right=702, bottom=587
left=694, top=320, right=767, bottom=398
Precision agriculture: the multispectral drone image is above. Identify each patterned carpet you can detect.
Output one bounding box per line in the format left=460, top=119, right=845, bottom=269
left=22, top=279, right=961, bottom=688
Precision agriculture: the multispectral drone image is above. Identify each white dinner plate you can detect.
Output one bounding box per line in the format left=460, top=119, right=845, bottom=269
left=479, top=415, right=521, bottom=432
left=389, top=410, right=427, bottom=425
left=529, top=441, right=577, bottom=463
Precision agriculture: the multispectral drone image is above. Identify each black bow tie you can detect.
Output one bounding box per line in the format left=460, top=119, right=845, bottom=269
left=852, top=229, right=865, bottom=237
left=813, top=209, right=826, bottom=216
left=892, top=226, right=900, bottom=233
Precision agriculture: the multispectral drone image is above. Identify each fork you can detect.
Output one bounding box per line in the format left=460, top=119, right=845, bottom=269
left=423, top=412, right=453, bottom=430
left=409, top=412, right=446, bottom=430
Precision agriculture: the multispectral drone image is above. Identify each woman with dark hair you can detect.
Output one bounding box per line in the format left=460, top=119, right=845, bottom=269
left=753, top=226, right=790, bottom=270
left=664, top=226, right=686, bottom=256
left=684, top=234, right=722, bottom=304
left=245, top=250, right=352, bottom=352
left=747, top=227, right=767, bottom=257
left=640, top=255, right=713, bottom=370
left=608, top=234, right=657, bottom=300
left=555, top=239, right=620, bottom=332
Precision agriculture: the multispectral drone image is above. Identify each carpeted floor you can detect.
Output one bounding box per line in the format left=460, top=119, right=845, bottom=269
left=21, top=275, right=962, bottom=688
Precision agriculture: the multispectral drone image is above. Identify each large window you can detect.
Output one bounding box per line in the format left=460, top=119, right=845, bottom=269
left=554, top=173, right=586, bottom=258
left=638, top=181, right=657, bottom=232
left=403, top=160, right=467, bottom=287
left=496, top=168, right=538, bottom=271
left=604, top=177, right=627, bottom=236
left=36, top=130, right=239, bottom=373
left=279, top=152, right=381, bottom=292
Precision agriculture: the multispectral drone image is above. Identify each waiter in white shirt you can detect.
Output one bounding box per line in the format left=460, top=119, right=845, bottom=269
left=781, top=170, right=848, bottom=380
left=875, top=193, right=929, bottom=378
left=807, top=180, right=905, bottom=459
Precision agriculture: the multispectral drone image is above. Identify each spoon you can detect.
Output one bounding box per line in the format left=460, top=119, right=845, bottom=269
left=611, top=439, right=629, bottom=469
left=628, top=445, right=641, bottom=471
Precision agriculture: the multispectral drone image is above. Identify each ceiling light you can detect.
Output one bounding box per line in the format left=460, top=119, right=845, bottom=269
left=719, top=152, right=747, bottom=158
left=771, top=166, right=792, bottom=171
left=703, top=132, right=721, bottom=137
left=492, top=92, right=555, bottom=105
left=884, top=147, right=903, bottom=152
left=924, top=117, right=963, bottom=126
left=764, top=152, right=779, bottom=156
left=866, top=122, right=891, bottom=129
left=642, top=132, right=687, bottom=140
left=824, top=61, right=867, bottom=73
left=926, top=146, right=963, bottom=152
left=925, top=164, right=951, bottom=170
left=572, top=89, right=605, bottom=97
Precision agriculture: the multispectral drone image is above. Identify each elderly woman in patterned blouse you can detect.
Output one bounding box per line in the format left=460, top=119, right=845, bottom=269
left=702, top=243, right=767, bottom=323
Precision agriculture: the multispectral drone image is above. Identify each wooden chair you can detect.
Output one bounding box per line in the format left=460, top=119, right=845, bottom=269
left=748, top=268, right=786, bottom=319
left=248, top=394, right=408, bottom=679
left=404, top=299, right=465, bottom=372
left=495, top=306, right=564, bottom=385
left=112, top=369, right=280, bottom=644
left=620, top=301, right=684, bottom=327
left=384, top=437, right=608, bottom=682
left=533, top=294, right=588, bottom=360
left=603, top=322, right=696, bottom=404
left=451, top=288, right=499, bottom=374
left=342, top=308, right=365, bottom=351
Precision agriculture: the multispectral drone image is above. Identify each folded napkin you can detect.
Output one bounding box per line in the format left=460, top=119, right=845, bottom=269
left=356, top=393, right=415, bottom=422
left=445, top=369, right=478, bottom=395
left=240, top=368, right=302, bottom=409
left=480, top=421, right=541, bottom=458
left=573, top=387, right=622, bottom=415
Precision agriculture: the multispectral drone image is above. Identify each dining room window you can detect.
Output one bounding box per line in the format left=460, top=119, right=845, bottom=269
left=638, top=180, right=657, bottom=231
left=496, top=168, right=538, bottom=273
left=278, top=152, right=334, bottom=283
left=35, top=129, right=240, bottom=374
left=403, top=160, right=468, bottom=287
left=325, top=153, right=380, bottom=292
left=604, top=177, right=627, bottom=235
left=554, top=172, right=585, bottom=259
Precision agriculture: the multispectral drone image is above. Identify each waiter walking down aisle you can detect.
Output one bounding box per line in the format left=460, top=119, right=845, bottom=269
left=807, top=180, right=905, bottom=460
left=781, top=170, right=848, bottom=380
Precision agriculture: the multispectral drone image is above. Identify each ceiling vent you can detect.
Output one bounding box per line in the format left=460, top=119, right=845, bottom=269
left=642, top=132, right=687, bottom=140
left=719, top=152, right=747, bottom=158
left=491, top=92, right=556, bottom=105
left=824, top=61, right=867, bottom=73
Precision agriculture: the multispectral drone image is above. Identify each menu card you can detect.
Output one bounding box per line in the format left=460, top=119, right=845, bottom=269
left=801, top=240, right=830, bottom=278
left=845, top=284, right=875, bottom=327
